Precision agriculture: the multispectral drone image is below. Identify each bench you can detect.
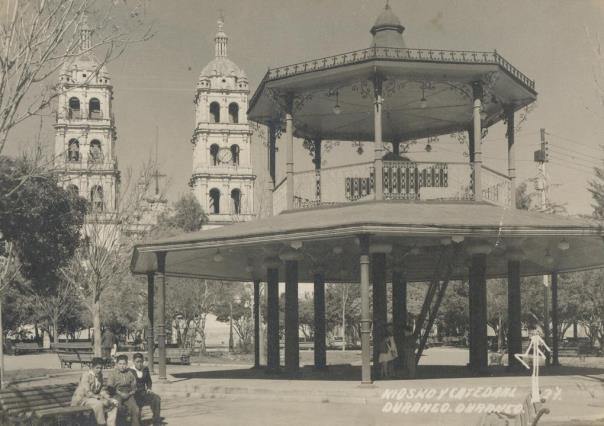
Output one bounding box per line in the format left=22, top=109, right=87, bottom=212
left=154, top=348, right=191, bottom=365
left=478, top=393, right=549, bottom=426
left=57, top=351, right=114, bottom=369
left=0, top=383, right=94, bottom=426
left=12, top=343, right=43, bottom=356
left=50, top=342, right=94, bottom=352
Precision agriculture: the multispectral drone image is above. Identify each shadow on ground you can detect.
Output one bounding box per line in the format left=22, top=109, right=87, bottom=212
left=171, top=364, right=604, bottom=382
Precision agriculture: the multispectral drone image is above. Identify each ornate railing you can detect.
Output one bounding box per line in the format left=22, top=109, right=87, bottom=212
left=482, top=166, right=512, bottom=207
left=272, top=160, right=511, bottom=214
left=265, top=47, right=535, bottom=90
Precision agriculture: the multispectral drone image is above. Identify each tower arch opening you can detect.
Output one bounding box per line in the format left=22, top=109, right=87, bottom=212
left=68, top=139, right=80, bottom=162
left=209, top=188, right=221, bottom=213
left=210, top=102, right=220, bottom=123
left=69, top=97, right=81, bottom=118
left=90, top=185, right=104, bottom=212
left=231, top=188, right=241, bottom=214
left=230, top=144, right=240, bottom=165
left=89, top=139, right=103, bottom=162
left=89, top=98, right=101, bottom=118
left=210, top=144, right=220, bottom=165
left=228, top=102, right=239, bottom=123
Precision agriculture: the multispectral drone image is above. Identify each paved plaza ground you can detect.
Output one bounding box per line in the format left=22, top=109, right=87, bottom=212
left=4, top=347, right=604, bottom=425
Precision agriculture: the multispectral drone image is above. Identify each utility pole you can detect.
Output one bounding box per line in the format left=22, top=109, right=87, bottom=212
left=534, top=128, right=550, bottom=365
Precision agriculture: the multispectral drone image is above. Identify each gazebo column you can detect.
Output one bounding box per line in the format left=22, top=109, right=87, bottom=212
left=551, top=272, right=560, bottom=366
left=358, top=235, right=372, bottom=385
left=469, top=252, right=488, bottom=373
left=392, top=268, right=407, bottom=369
left=146, top=272, right=155, bottom=374
left=285, top=95, right=295, bottom=210
left=505, top=106, right=516, bottom=207
left=313, top=139, right=322, bottom=203
left=313, top=272, right=327, bottom=369
left=392, top=141, right=400, bottom=157
left=266, top=265, right=280, bottom=371
left=155, top=251, right=167, bottom=381
left=253, top=279, right=261, bottom=368
left=507, top=260, right=522, bottom=369
left=284, top=259, right=300, bottom=373
left=472, top=82, right=483, bottom=202
left=371, top=250, right=387, bottom=380
left=373, top=76, right=384, bottom=201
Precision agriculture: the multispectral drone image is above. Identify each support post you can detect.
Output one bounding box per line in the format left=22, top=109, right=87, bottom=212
left=313, top=272, right=326, bottom=369
left=253, top=279, right=261, bottom=368
left=551, top=272, right=559, bottom=366
left=359, top=235, right=372, bottom=385
left=155, top=252, right=167, bottom=381
left=472, top=82, right=483, bottom=201
left=284, top=260, right=299, bottom=373
left=544, top=275, right=551, bottom=366
left=373, top=76, right=384, bottom=200
left=392, top=269, right=407, bottom=369
left=313, top=139, right=322, bottom=203
left=469, top=253, right=487, bottom=373
left=507, top=260, right=522, bottom=369
left=266, top=267, right=280, bottom=371
left=506, top=106, right=516, bottom=207
left=146, top=272, right=155, bottom=374
left=372, top=252, right=387, bottom=380
left=285, top=96, right=295, bottom=210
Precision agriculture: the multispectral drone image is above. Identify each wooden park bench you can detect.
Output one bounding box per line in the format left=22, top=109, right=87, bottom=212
left=0, top=383, right=94, bottom=426
left=154, top=347, right=191, bottom=365
left=50, top=342, right=93, bottom=352
left=12, top=342, right=43, bottom=356
left=55, top=346, right=114, bottom=369
left=478, top=393, right=550, bottom=426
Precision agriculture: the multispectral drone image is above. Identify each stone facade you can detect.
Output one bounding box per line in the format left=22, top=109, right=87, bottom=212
left=53, top=20, right=120, bottom=226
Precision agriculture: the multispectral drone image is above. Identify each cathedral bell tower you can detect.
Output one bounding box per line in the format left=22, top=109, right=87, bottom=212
left=190, top=17, right=255, bottom=227
left=54, top=17, right=120, bottom=225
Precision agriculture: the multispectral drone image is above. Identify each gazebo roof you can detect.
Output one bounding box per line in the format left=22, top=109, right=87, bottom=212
left=248, top=6, right=536, bottom=142
left=131, top=202, right=604, bottom=283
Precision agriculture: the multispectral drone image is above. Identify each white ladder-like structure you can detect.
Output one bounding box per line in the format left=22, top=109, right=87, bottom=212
left=515, top=333, right=551, bottom=403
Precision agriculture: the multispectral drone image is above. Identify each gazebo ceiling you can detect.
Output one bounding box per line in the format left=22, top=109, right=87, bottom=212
left=131, top=202, right=604, bottom=283
left=248, top=54, right=537, bottom=142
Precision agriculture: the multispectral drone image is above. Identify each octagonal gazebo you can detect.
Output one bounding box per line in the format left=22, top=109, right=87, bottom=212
left=131, top=5, right=604, bottom=384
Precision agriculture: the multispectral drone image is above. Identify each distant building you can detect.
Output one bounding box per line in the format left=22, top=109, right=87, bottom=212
left=190, top=17, right=256, bottom=227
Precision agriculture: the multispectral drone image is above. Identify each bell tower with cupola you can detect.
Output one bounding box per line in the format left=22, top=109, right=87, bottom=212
left=53, top=16, right=120, bottom=224
left=190, top=17, right=255, bottom=227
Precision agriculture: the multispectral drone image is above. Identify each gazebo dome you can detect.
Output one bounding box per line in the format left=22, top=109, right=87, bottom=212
left=370, top=3, right=406, bottom=48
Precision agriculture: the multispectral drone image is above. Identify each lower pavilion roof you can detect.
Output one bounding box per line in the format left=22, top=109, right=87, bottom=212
left=131, top=201, right=604, bottom=283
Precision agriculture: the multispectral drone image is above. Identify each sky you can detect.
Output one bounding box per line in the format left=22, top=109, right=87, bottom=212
left=7, top=0, right=604, bottom=215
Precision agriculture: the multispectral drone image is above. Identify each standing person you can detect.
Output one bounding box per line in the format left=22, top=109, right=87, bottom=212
left=102, top=329, right=118, bottom=359
left=378, top=324, right=398, bottom=379
left=131, top=352, right=162, bottom=425
left=107, top=354, right=140, bottom=426
left=401, top=325, right=417, bottom=379
left=71, top=357, right=118, bottom=426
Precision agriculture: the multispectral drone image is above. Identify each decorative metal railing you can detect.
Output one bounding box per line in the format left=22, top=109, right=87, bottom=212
left=482, top=166, right=513, bottom=208
left=265, top=47, right=535, bottom=90
left=272, top=160, right=511, bottom=214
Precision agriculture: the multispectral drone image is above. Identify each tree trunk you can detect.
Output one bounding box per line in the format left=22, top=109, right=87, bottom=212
left=52, top=317, right=59, bottom=344
left=229, top=302, right=234, bottom=352
left=498, top=315, right=504, bottom=353
left=92, top=299, right=101, bottom=356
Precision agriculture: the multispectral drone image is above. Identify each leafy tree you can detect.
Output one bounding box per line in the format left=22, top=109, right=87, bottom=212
left=155, top=194, right=207, bottom=233
left=588, top=147, right=604, bottom=219
left=325, top=283, right=361, bottom=345
left=213, top=283, right=254, bottom=352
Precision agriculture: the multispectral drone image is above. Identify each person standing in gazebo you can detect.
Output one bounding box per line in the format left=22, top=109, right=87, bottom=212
left=401, top=326, right=416, bottom=379
left=379, top=324, right=398, bottom=379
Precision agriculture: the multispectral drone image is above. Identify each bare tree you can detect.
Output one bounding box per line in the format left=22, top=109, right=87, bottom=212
left=0, top=0, right=152, bottom=156
left=61, top=162, right=155, bottom=355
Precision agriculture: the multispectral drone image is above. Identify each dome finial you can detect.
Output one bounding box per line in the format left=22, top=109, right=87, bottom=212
left=80, top=13, right=92, bottom=51
left=215, top=11, right=228, bottom=57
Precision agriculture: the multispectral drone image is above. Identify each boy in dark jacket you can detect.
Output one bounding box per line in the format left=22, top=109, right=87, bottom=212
left=131, top=352, right=161, bottom=425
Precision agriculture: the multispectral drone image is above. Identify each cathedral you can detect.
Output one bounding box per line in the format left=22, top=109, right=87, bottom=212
left=189, top=18, right=256, bottom=228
